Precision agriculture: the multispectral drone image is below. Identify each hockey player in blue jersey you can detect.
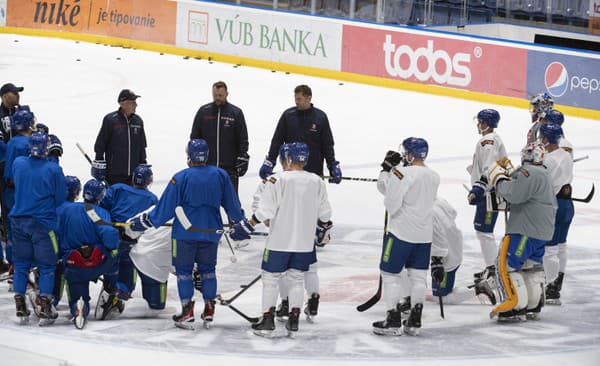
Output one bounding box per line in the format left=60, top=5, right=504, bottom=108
left=127, top=138, right=245, bottom=329
left=59, top=179, right=120, bottom=329
left=10, top=132, right=66, bottom=326
left=99, top=164, right=164, bottom=314
left=47, top=134, right=62, bottom=165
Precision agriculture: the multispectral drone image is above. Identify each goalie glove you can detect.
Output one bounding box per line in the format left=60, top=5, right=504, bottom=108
left=468, top=179, right=487, bottom=205
left=315, top=220, right=333, bottom=247
left=381, top=150, right=401, bottom=172
left=430, top=256, right=445, bottom=285
left=91, top=160, right=107, bottom=181
left=487, top=157, right=514, bottom=188
left=230, top=218, right=255, bottom=241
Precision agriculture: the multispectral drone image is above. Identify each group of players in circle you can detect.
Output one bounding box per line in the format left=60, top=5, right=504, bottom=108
left=0, top=82, right=576, bottom=338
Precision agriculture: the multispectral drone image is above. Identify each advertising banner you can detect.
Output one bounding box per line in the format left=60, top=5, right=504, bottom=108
left=6, top=0, right=176, bottom=44
left=175, top=2, right=342, bottom=70
left=341, top=25, right=528, bottom=98
left=527, top=51, right=600, bottom=110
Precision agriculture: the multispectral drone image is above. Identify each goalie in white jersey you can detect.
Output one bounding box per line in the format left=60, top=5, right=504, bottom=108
left=467, top=109, right=507, bottom=287
left=230, top=142, right=332, bottom=337
left=373, top=137, right=440, bottom=336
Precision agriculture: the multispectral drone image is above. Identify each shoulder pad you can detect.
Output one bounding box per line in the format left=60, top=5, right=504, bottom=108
left=169, top=177, right=177, bottom=185
left=391, top=168, right=404, bottom=180
left=480, top=140, right=495, bottom=147
left=268, top=176, right=277, bottom=184
left=518, top=167, right=530, bottom=177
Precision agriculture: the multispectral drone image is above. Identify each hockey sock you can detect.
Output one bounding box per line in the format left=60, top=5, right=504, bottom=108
left=476, top=231, right=497, bottom=267
left=287, top=269, right=304, bottom=310
left=262, top=271, right=281, bottom=313
left=304, top=263, right=319, bottom=295
left=407, top=268, right=427, bottom=305
left=382, top=271, right=403, bottom=310
left=558, top=243, right=567, bottom=273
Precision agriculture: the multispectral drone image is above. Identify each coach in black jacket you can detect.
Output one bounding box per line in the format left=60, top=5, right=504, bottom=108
left=190, top=81, right=249, bottom=193
left=94, top=89, right=147, bottom=186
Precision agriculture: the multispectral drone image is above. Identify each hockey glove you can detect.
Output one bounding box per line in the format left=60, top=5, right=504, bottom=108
left=235, top=152, right=250, bottom=177
left=230, top=218, right=255, bottom=241
left=431, top=256, right=445, bottom=285
left=91, top=160, right=107, bottom=181
left=259, top=157, right=275, bottom=179
left=487, top=158, right=513, bottom=188
left=381, top=150, right=401, bottom=172
left=129, top=213, right=153, bottom=232
left=467, top=179, right=487, bottom=205
left=315, top=220, right=333, bottom=247
left=328, top=161, right=342, bottom=184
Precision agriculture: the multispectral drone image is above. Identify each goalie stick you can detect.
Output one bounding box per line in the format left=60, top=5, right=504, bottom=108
left=356, top=211, right=387, bottom=312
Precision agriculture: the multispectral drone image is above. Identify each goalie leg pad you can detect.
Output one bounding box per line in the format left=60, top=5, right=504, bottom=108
left=522, top=262, right=545, bottom=310
left=492, top=235, right=521, bottom=317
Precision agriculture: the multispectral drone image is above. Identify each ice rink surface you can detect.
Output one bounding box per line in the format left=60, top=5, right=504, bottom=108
left=0, top=34, right=599, bottom=366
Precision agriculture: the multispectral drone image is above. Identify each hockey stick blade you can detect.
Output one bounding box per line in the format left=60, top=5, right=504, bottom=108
left=572, top=184, right=594, bottom=203
left=217, top=274, right=262, bottom=306
left=356, top=275, right=382, bottom=312
left=223, top=303, right=259, bottom=323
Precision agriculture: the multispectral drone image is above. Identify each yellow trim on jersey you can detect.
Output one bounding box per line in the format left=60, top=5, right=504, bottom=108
left=491, top=235, right=518, bottom=317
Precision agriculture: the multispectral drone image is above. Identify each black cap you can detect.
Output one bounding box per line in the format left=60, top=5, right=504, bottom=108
left=0, top=83, right=24, bottom=96
left=118, top=89, right=140, bottom=102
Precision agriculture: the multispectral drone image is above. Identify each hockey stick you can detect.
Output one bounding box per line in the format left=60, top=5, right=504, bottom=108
left=573, top=155, right=589, bottom=163
left=356, top=211, right=388, bottom=312
left=439, top=294, right=445, bottom=319
left=572, top=184, right=594, bottom=203
left=217, top=274, right=262, bottom=306
left=174, top=206, right=268, bottom=236
left=85, top=204, right=130, bottom=228
left=76, top=142, right=93, bottom=165
left=322, top=176, right=378, bottom=182
left=224, top=303, right=259, bottom=323
left=222, top=230, right=237, bottom=263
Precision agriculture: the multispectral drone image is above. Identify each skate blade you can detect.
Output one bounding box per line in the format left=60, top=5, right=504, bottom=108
left=17, top=316, right=30, bottom=325
left=203, top=320, right=212, bottom=329
left=545, top=299, right=562, bottom=305
left=287, top=330, right=298, bottom=338
left=276, top=316, right=288, bottom=323
left=497, top=316, right=526, bottom=323
left=372, top=327, right=402, bottom=336
left=525, top=313, right=541, bottom=321
left=403, top=326, right=420, bottom=336
left=74, top=300, right=87, bottom=329
left=95, top=291, right=109, bottom=320
left=252, top=329, right=275, bottom=338
left=174, top=321, right=196, bottom=330
left=38, top=318, right=56, bottom=327
left=305, top=315, right=315, bottom=324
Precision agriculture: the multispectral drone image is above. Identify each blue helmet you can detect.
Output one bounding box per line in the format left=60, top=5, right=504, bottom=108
left=540, top=123, right=563, bottom=145
left=47, top=134, right=62, bottom=156
left=132, top=164, right=153, bottom=187
left=187, top=139, right=209, bottom=164
left=65, top=175, right=81, bottom=201
left=477, top=109, right=500, bottom=129
left=279, top=142, right=309, bottom=164
left=36, top=123, right=49, bottom=134
left=83, top=179, right=106, bottom=204
left=29, top=132, right=49, bottom=158
left=11, top=109, right=35, bottom=132
left=543, top=109, right=564, bottom=126
left=401, top=137, right=428, bottom=160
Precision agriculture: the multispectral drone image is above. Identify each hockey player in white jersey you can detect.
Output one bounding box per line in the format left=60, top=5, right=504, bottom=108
left=249, top=163, right=331, bottom=323
left=539, top=123, right=573, bottom=305
left=486, top=143, right=556, bottom=322
left=373, top=137, right=439, bottom=336
left=527, top=92, right=554, bottom=144
left=467, top=109, right=506, bottom=287
left=230, top=142, right=332, bottom=337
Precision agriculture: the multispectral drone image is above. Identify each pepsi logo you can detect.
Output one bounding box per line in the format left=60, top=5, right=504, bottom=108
left=544, top=62, right=569, bottom=98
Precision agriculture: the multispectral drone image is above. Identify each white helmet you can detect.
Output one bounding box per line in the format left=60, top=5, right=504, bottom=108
left=520, top=142, right=545, bottom=165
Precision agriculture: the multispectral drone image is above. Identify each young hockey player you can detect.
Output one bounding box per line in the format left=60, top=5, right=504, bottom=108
left=230, top=142, right=332, bottom=337
left=373, top=137, right=439, bottom=336
left=467, top=109, right=506, bottom=289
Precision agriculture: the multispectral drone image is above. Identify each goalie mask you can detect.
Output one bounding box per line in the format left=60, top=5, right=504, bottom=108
left=530, top=93, right=554, bottom=120
left=520, top=142, right=545, bottom=165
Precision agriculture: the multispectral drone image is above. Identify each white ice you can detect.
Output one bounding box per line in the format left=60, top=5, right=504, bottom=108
left=0, top=34, right=599, bottom=366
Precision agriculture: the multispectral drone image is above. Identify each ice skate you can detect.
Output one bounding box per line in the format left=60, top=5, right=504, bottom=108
left=74, top=298, right=87, bottom=330
left=0, top=259, right=9, bottom=276
left=27, top=288, right=42, bottom=317
left=201, top=299, right=215, bottom=329
left=403, top=303, right=423, bottom=336
left=372, top=305, right=402, bottom=336
left=497, top=308, right=527, bottom=323
left=398, top=296, right=411, bottom=315
left=38, top=296, right=58, bottom=326
left=474, top=278, right=497, bottom=305
left=286, top=307, right=300, bottom=337
left=474, top=265, right=496, bottom=287
left=14, top=294, right=30, bottom=325
left=275, top=298, right=289, bottom=322
left=545, top=272, right=563, bottom=305
left=252, top=307, right=275, bottom=337
left=96, top=292, right=124, bottom=320
left=173, top=300, right=195, bottom=330
left=303, top=293, right=319, bottom=323
left=525, top=297, right=544, bottom=321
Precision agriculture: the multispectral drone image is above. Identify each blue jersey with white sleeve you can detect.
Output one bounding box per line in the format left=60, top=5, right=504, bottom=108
left=57, top=202, right=119, bottom=256
left=10, top=156, right=66, bottom=230
left=148, top=165, right=243, bottom=242
left=101, top=183, right=158, bottom=222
